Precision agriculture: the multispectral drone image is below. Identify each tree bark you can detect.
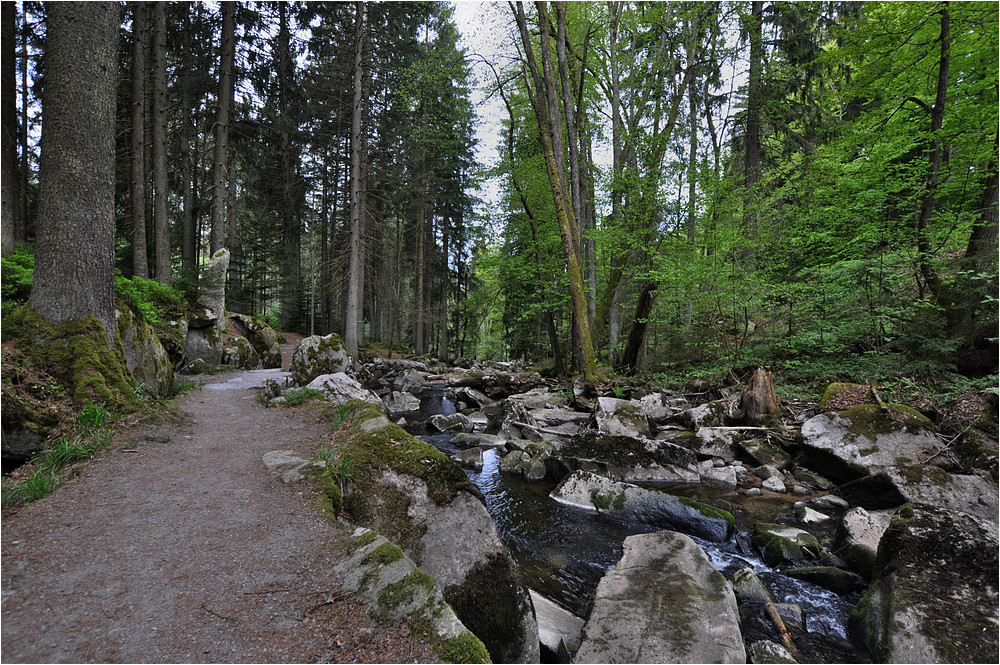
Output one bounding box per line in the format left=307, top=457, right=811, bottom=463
left=179, top=6, right=196, bottom=278
left=278, top=2, right=299, bottom=330
left=740, top=366, right=780, bottom=426
left=210, top=1, right=235, bottom=255
left=1, top=1, right=18, bottom=257
left=129, top=2, right=148, bottom=278
left=344, top=0, right=365, bottom=356
left=151, top=1, right=170, bottom=283
left=619, top=281, right=657, bottom=374
left=30, top=1, right=119, bottom=344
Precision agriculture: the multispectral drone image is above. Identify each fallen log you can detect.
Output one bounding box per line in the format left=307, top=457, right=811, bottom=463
left=764, top=600, right=804, bottom=661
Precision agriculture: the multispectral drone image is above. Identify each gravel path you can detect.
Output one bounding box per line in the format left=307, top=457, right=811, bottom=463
left=1, top=362, right=439, bottom=663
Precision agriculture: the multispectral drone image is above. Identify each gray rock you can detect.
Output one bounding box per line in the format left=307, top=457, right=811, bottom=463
left=221, top=336, right=261, bottom=370
left=429, top=413, right=474, bottom=433
left=486, top=399, right=536, bottom=440
left=809, top=494, right=849, bottom=510
left=738, top=437, right=793, bottom=469
left=681, top=399, right=734, bottom=428
left=335, top=528, right=484, bottom=656
left=531, top=407, right=590, bottom=428
left=229, top=313, right=282, bottom=368
left=530, top=590, right=584, bottom=662
left=184, top=325, right=223, bottom=366
left=747, top=640, right=797, bottom=664
left=795, top=505, right=831, bottom=524
left=289, top=333, right=352, bottom=386
left=262, top=450, right=308, bottom=472
left=700, top=465, right=738, bottom=486
left=450, top=447, right=485, bottom=472
left=575, top=531, right=745, bottom=664
left=745, top=487, right=763, bottom=497
left=384, top=390, right=421, bottom=413
left=731, top=567, right=774, bottom=604
left=761, top=476, right=786, bottom=493
left=550, top=471, right=733, bottom=542
left=500, top=444, right=551, bottom=481
left=634, top=392, right=675, bottom=424
left=590, top=397, right=655, bottom=438
left=393, top=368, right=428, bottom=393
left=554, top=432, right=699, bottom=484
left=508, top=387, right=566, bottom=410
left=451, top=432, right=507, bottom=449
left=690, top=427, right=739, bottom=461
left=835, top=507, right=892, bottom=579
left=752, top=523, right=821, bottom=567
left=850, top=504, right=998, bottom=663
left=455, top=386, right=493, bottom=408
left=199, top=248, right=230, bottom=328
left=306, top=373, right=386, bottom=414
left=785, top=566, right=865, bottom=594
left=116, top=304, right=173, bottom=396
left=754, top=464, right=781, bottom=480
left=800, top=405, right=943, bottom=482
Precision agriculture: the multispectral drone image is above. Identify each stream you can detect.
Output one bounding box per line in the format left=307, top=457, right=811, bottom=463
left=404, top=388, right=870, bottom=663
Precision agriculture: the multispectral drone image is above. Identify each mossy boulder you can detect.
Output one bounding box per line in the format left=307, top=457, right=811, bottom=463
left=184, top=324, right=223, bottom=367
left=333, top=401, right=538, bottom=663
left=115, top=302, right=174, bottom=396
left=784, top=566, right=865, bottom=594
left=499, top=442, right=551, bottom=481
left=752, top=523, right=822, bottom=567
left=289, top=333, right=351, bottom=386
left=800, top=404, right=942, bottom=483
left=849, top=503, right=998, bottom=663
left=229, top=313, right=282, bottom=369
left=589, top=396, right=655, bottom=438
left=554, top=432, right=699, bottom=483
left=575, top=530, right=745, bottom=663
left=221, top=335, right=261, bottom=370
left=817, top=382, right=871, bottom=411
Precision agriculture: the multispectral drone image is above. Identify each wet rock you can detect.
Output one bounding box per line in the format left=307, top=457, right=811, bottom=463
left=486, top=400, right=535, bottom=440
left=384, top=390, right=421, bottom=414
left=450, top=447, right=484, bottom=472
left=451, top=432, right=506, bottom=449
left=575, top=530, right=745, bottom=664
left=634, top=391, right=676, bottom=424
left=835, top=507, right=891, bottom=579
left=229, top=313, right=282, bottom=369
left=550, top=471, right=734, bottom=542
left=785, top=566, right=865, bottom=594
left=748, top=640, right=797, bottom=664
left=306, top=373, right=386, bottom=415
left=289, top=333, right=352, bottom=387
left=428, top=413, right=473, bottom=433
left=761, top=476, right=787, bottom=493
left=680, top=398, right=734, bottom=429
left=554, top=432, right=699, bottom=483
left=752, top=523, right=821, bottom=567
left=737, top=437, right=793, bottom=470
left=795, top=505, right=831, bottom=524
left=850, top=504, right=998, bottom=663
left=530, top=589, right=583, bottom=662
left=731, top=567, right=774, bottom=604
left=499, top=443, right=551, bottom=481
left=799, top=405, right=942, bottom=483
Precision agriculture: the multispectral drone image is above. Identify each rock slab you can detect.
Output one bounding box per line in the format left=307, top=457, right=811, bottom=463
left=574, top=530, right=745, bottom=664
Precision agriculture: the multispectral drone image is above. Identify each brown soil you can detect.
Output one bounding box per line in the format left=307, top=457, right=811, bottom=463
left=1, top=343, right=441, bottom=664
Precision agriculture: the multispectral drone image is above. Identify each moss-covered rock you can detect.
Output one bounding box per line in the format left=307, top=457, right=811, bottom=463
left=289, top=333, right=351, bottom=386
left=851, top=503, right=998, bottom=663
left=784, top=566, right=865, bottom=594
left=221, top=336, right=261, bottom=370
left=229, top=313, right=282, bottom=369
left=752, top=523, right=821, bottom=567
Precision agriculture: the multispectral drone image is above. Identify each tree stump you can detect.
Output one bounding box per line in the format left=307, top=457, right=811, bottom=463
left=741, top=366, right=781, bottom=426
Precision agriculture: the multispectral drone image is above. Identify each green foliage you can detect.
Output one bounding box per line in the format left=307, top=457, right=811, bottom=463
left=173, top=379, right=198, bottom=395
left=1, top=246, right=34, bottom=318
left=75, top=403, right=110, bottom=432
left=329, top=402, right=353, bottom=428
left=278, top=387, right=321, bottom=406
left=114, top=273, right=186, bottom=327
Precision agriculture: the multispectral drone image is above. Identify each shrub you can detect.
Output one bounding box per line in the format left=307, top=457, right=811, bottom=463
left=114, top=273, right=185, bottom=326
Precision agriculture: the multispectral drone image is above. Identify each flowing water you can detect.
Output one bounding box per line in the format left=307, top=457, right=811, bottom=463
left=405, top=388, right=870, bottom=663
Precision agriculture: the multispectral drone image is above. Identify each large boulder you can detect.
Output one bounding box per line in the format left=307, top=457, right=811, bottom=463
left=289, top=333, right=352, bottom=386
left=229, top=313, right=282, bottom=369
left=835, top=507, right=892, bottom=579
left=752, top=523, right=821, bottom=567
left=575, top=530, right=745, bottom=663
left=115, top=304, right=173, bottom=396
left=221, top=336, right=261, bottom=370
left=553, top=432, right=699, bottom=483
left=589, top=397, right=655, bottom=438
left=850, top=504, right=998, bottom=663
left=384, top=390, right=421, bottom=414
left=184, top=324, right=222, bottom=366
left=800, top=405, right=942, bottom=482
left=530, top=589, right=584, bottom=662
left=339, top=404, right=539, bottom=664
left=306, top=373, right=386, bottom=415
left=550, top=471, right=734, bottom=542
left=486, top=399, right=536, bottom=440
left=499, top=442, right=552, bottom=481
left=838, top=466, right=999, bottom=541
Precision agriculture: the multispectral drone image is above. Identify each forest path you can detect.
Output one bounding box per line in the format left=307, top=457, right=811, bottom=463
left=0, top=335, right=436, bottom=663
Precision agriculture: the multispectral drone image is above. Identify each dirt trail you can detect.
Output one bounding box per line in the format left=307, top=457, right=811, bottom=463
left=1, top=346, right=437, bottom=663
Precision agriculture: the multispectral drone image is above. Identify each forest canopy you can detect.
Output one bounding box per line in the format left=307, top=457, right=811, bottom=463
left=1, top=0, right=997, bottom=396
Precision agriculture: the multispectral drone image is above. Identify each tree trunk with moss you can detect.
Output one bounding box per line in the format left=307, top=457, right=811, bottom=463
left=30, top=1, right=119, bottom=345
left=740, top=366, right=781, bottom=426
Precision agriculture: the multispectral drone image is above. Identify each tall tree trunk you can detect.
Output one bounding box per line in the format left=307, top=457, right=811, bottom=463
left=278, top=2, right=299, bottom=330
left=439, top=219, right=449, bottom=363
left=30, top=2, right=119, bottom=344
left=18, top=6, right=28, bottom=245
left=513, top=1, right=603, bottom=388
left=620, top=281, right=658, bottom=374
left=151, top=1, right=170, bottom=283
left=344, top=0, right=365, bottom=356
left=1, top=1, right=18, bottom=257
left=179, top=6, right=196, bottom=278
left=130, top=1, right=148, bottom=278
left=743, top=0, right=763, bottom=239
left=916, top=2, right=950, bottom=299
left=210, top=1, right=235, bottom=255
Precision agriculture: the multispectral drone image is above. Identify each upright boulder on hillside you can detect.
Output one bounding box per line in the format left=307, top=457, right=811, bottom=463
left=289, top=333, right=352, bottom=386
left=199, top=248, right=230, bottom=328
left=116, top=303, right=173, bottom=396
left=575, top=530, right=745, bottom=663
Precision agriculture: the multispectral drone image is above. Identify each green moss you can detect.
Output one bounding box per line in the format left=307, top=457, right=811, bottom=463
left=678, top=496, right=735, bottom=532
left=859, top=446, right=878, bottom=456
left=377, top=568, right=437, bottom=621
left=6, top=307, right=141, bottom=411
left=365, top=541, right=405, bottom=566
left=433, top=630, right=492, bottom=664
left=842, top=404, right=935, bottom=442
left=591, top=489, right=626, bottom=511
left=354, top=530, right=379, bottom=548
